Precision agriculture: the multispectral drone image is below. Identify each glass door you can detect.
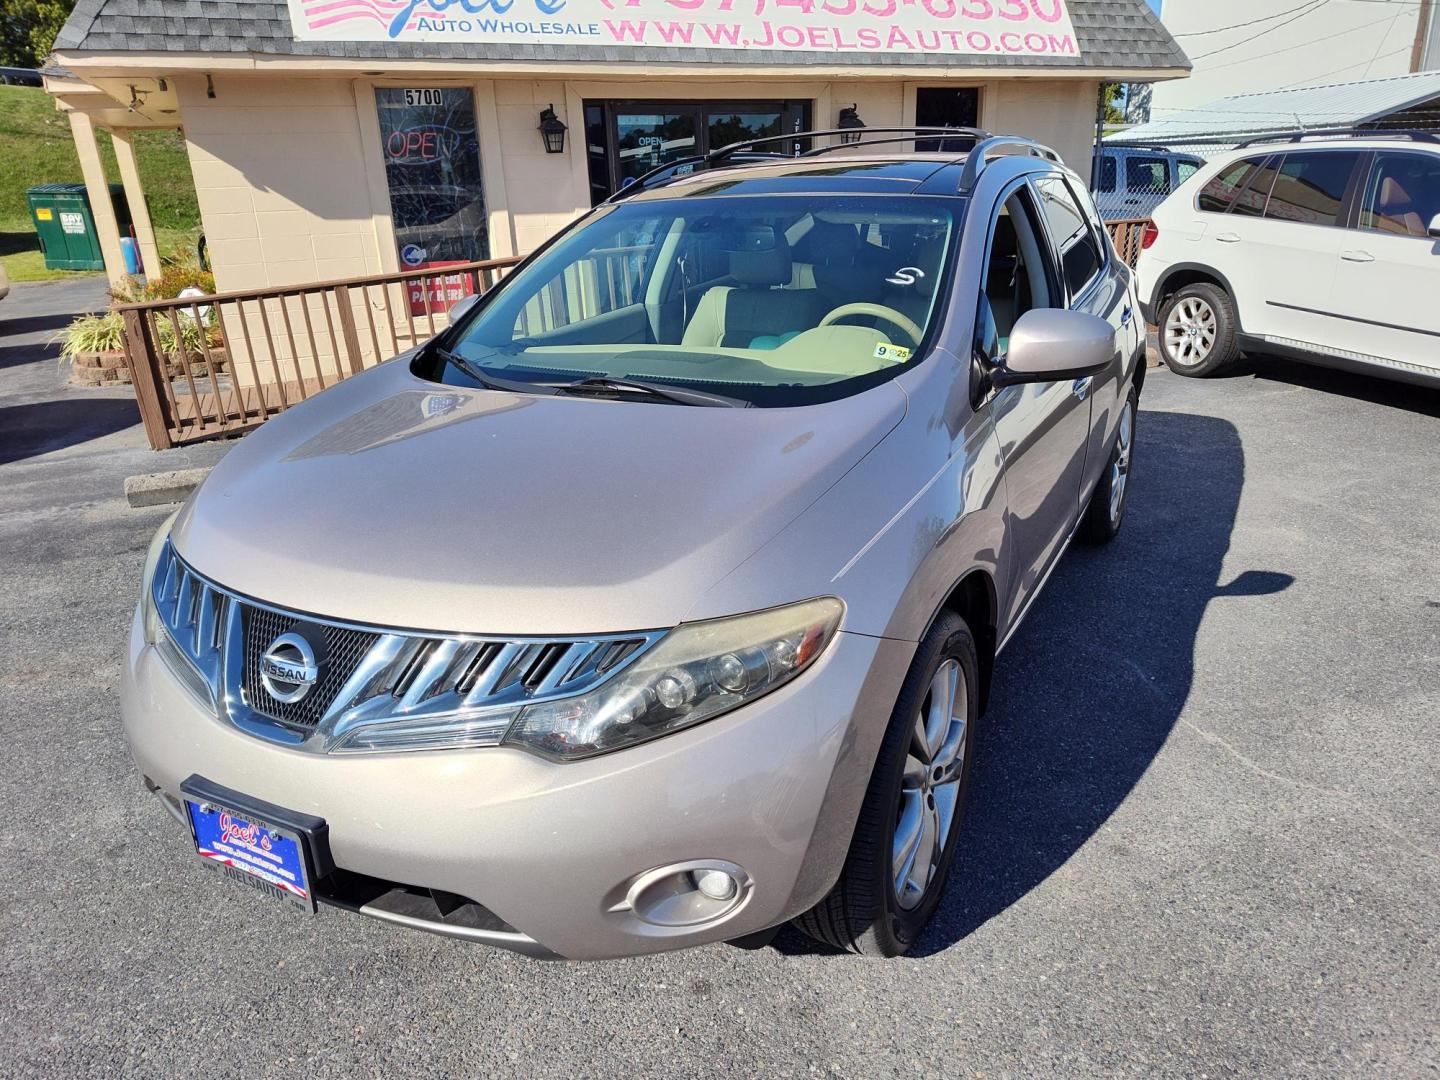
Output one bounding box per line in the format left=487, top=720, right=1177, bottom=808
left=705, top=109, right=782, bottom=151
left=614, top=108, right=701, bottom=189
left=587, top=100, right=811, bottom=203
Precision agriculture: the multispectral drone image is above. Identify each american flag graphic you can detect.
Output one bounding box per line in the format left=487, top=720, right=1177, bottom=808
left=295, top=0, right=424, bottom=38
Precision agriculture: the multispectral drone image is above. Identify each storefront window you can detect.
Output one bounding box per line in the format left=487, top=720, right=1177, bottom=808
left=586, top=100, right=811, bottom=203
left=616, top=112, right=698, bottom=189
left=375, top=87, right=488, bottom=269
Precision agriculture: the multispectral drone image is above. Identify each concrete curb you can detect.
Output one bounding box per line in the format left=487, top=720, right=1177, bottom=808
left=124, top=467, right=212, bottom=508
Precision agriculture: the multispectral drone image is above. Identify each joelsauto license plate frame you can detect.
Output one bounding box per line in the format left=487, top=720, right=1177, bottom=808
left=180, top=775, right=334, bottom=913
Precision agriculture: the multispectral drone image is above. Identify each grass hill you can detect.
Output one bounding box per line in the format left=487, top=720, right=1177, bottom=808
left=0, top=84, right=201, bottom=281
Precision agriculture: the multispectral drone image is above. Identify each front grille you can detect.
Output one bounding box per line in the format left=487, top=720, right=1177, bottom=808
left=240, top=604, right=378, bottom=729
left=149, top=541, right=665, bottom=753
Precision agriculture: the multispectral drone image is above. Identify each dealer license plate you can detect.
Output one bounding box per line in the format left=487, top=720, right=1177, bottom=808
left=185, top=797, right=315, bottom=911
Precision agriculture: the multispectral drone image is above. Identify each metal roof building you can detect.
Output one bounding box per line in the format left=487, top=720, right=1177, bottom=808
left=1111, top=71, right=1440, bottom=144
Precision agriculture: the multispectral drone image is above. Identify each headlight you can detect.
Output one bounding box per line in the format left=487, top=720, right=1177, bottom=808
left=502, top=597, right=843, bottom=761
left=139, top=513, right=178, bottom=644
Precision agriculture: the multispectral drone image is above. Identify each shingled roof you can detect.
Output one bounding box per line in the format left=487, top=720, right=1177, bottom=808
left=54, top=0, right=1188, bottom=71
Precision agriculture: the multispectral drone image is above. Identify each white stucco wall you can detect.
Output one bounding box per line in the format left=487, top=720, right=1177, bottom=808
left=1151, top=0, right=1422, bottom=118
left=177, top=72, right=1103, bottom=295
left=176, top=74, right=386, bottom=293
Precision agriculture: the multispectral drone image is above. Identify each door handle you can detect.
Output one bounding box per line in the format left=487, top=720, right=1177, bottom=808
left=1215, top=232, right=1242, bottom=243
left=1072, top=377, right=1093, bottom=401
left=1341, top=250, right=1375, bottom=263
left=1120, top=305, right=1133, bottom=327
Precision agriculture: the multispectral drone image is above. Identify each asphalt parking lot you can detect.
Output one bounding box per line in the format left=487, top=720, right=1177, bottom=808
left=1, top=280, right=1437, bottom=1078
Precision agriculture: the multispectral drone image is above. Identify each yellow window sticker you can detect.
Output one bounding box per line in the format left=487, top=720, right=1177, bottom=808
left=874, top=343, right=912, bottom=364
left=36, top=207, right=53, bottom=221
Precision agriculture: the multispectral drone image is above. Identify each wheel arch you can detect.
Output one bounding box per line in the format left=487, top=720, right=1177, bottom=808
left=1152, top=262, right=1244, bottom=333
left=935, top=569, right=998, bottom=713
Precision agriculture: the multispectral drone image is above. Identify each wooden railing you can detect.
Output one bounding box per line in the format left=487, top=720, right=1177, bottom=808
left=1106, top=217, right=1152, bottom=269
left=120, top=257, right=522, bottom=450
left=124, top=222, right=1152, bottom=450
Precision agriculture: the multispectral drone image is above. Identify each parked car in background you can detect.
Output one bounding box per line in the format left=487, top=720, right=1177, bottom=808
left=1138, top=132, right=1440, bottom=388
left=0, top=67, right=43, bottom=87
left=123, top=130, right=1146, bottom=961
left=1093, top=146, right=1206, bottom=221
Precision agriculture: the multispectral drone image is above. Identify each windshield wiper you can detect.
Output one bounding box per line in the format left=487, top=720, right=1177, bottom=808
left=555, top=376, right=750, bottom=409
left=435, top=346, right=557, bottom=396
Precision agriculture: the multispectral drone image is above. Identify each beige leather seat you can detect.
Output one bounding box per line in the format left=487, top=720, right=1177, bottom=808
left=682, top=241, right=825, bottom=349
left=1375, top=176, right=1424, bottom=236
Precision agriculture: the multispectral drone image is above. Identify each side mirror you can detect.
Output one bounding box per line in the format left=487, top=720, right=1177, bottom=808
left=447, top=292, right=481, bottom=323
left=1428, top=213, right=1440, bottom=239
left=992, top=308, right=1115, bottom=388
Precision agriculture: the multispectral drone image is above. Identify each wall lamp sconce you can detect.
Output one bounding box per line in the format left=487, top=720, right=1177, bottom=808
left=837, top=104, right=865, bottom=144
left=539, top=104, right=567, bottom=154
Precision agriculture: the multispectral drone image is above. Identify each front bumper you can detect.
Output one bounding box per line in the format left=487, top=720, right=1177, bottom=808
left=121, top=609, right=911, bottom=960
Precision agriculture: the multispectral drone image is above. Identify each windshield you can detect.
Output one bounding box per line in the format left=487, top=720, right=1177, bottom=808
left=432, top=194, right=959, bottom=407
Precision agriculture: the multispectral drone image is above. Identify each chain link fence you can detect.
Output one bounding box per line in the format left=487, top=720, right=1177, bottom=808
left=1089, top=117, right=1440, bottom=269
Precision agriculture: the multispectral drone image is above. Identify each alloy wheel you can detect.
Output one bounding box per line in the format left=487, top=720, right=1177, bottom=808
left=1109, top=399, right=1135, bottom=524
left=1163, top=296, right=1217, bottom=367
left=893, top=658, right=968, bottom=911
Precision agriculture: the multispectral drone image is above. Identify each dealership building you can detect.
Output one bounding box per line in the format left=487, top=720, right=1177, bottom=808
left=47, top=0, right=1187, bottom=291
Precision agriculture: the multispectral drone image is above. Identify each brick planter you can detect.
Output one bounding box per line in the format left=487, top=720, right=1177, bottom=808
left=68, top=349, right=132, bottom=387
left=68, top=347, right=230, bottom=388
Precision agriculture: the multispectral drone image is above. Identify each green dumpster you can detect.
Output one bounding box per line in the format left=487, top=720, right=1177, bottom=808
left=26, top=183, right=133, bottom=272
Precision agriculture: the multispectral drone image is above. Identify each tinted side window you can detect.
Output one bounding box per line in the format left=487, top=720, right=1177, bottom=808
left=1360, top=152, right=1440, bottom=237
left=1264, top=152, right=1361, bottom=226
left=979, top=188, right=1059, bottom=357
left=1094, top=155, right=1117, bottom=194
left=1177, top=159, right=1203, bottom=185
left=1035, top=176, right=1103, bottom=298
left=1198, top=156, right=1270, bottom=213
left=1126, top=156, right=1171, bottom=195
left=1230, top=157, right=1282, bottom=218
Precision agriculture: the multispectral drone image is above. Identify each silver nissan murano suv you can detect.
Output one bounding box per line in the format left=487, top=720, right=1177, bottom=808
left=123, top=130, right=1146, bottom=960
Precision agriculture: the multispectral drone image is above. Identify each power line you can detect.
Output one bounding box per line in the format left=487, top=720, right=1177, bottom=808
left=1280, top=45, right=1415, bottom=85
left=1361, top=2, right=1409, bottom=77
left=1198, top=12, right=1404, bottom=71
left=1190, top=0, right=1335, bottom=60
left=1175, top=0, right=1426, bottom=34
left=1173, top=1, right=1331, bottom=37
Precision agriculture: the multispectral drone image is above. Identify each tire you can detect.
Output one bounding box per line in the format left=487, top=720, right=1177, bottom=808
left=1078, top=388, right=1138, bottom=546
left=1157, top=282, right=1240, bottom=377
left=793, top=611, right=979, bottom=956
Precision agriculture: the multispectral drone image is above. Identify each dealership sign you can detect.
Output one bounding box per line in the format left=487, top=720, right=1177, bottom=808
left=288, top=0, right=1080, bottom=56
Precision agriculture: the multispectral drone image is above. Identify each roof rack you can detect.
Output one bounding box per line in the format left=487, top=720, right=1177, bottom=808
left=606, top=127, right=1061, bottom=202
left=709, top=126, right=990, bottom=163
left=1236, top=128, right=1439, bottom=148
left=800, top=128, right=991, bottom=157
left=957, top=135, right=1063, bottom=193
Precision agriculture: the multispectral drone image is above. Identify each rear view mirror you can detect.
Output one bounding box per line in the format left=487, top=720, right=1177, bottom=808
left=992, top=308, right=1116, bottom=388
left=448, top=293, right=481, bottom=323
left=1429, top=213, right=1440, bottom=239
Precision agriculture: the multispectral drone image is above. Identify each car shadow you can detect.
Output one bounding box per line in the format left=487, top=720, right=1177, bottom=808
left=1247, top=354, right=1440, bottom=419
left=0, top=398, right=141, bottom=465
left=771, top=408, right=1291, bottom=957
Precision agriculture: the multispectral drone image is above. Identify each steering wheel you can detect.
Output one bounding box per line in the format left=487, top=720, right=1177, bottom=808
left=818, top=303, right=925, bottom=347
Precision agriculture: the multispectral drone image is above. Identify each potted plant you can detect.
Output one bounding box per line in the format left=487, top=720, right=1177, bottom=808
left=58, top=311, right=132, bottom=387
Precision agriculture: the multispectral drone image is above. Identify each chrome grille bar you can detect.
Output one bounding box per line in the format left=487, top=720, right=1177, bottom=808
left=147, top=542, right=666, bottom=754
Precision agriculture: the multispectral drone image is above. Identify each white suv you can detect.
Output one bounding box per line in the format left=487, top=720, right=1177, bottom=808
left=1136, top=133, right=1440, bottom=389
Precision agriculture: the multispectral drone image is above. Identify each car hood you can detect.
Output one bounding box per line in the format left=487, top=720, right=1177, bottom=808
left=172, top=361, right=906, bottom=635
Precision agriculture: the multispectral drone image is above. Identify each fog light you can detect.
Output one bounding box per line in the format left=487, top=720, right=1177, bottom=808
left=619, top=859, right=752, bottom=927
left=693, top=868, right=739, bottom=901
